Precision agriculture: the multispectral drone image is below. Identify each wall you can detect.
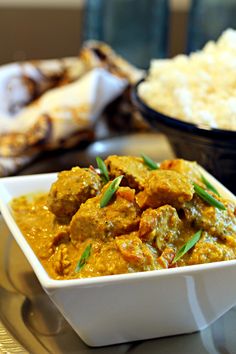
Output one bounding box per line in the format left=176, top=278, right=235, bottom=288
left=0, top=0, right=85, bottom=64
left=0, top=0, right=190, bottom=65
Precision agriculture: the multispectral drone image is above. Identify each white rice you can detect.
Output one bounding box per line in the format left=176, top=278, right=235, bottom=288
left=138, top=29, right=236, bottom=131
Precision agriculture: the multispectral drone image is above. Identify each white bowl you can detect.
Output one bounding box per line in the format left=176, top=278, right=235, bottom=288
left=0, top=170, right=236, bottom=347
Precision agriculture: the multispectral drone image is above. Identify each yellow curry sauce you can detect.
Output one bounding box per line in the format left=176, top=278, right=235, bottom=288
left=11, top=156, right=236, bottom=280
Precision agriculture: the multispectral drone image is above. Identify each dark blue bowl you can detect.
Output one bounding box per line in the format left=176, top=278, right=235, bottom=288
left=132, top=80, right=236, bottom=195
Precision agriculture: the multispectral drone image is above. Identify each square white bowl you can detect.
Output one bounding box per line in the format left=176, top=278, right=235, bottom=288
left=0, top=170, right=236, bottom=347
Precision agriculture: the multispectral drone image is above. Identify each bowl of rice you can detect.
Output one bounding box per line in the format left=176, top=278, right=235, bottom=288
left=133, top=29, right=236, bottom=194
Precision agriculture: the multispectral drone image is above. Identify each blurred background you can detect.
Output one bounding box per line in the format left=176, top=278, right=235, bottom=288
left=1, top=0, right=236, bottom=67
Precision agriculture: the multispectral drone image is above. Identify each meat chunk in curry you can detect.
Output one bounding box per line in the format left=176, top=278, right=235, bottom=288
left=47, top=166, right=102, bottom=219
left=182, top=194, right=235, bottom=240
left=105, top=155, right=150, bottom=191
left=188, top=232, right=235, bottom=265
left=11, top=155, right=236, bottom=280
left=160, top=158, right=201, bottom=182
left=139, top=205, right=182, bottom=252
left=136, top=170, right=194, bottom=209
left=70, top=186, right=140, bottom=243
left=115, top=232, right=157, bottom=270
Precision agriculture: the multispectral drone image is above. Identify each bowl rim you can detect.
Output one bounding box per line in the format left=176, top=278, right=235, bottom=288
left=132, top=79, right=236, bottom=139
left=0, top=171, right=236, bottom=290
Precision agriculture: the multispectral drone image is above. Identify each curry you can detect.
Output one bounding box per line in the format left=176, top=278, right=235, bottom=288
left=11, top=156, right=236, bottom=280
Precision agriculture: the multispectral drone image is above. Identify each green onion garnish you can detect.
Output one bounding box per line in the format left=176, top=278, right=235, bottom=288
left=141, top=153, right=159, bottom=170
left=193, top=183, right=226, bottom=210
left=100, top=175, right=123, bottom=208
left=96, top=156, right=109, bottom=183
left=173, top=230, right=202, bottom=263
left=75, top=244, right=92, bottom=272
left=201, top=174, right=220, bottom=196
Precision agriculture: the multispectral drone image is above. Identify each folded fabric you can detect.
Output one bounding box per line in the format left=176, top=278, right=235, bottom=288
left=0, top=42, right=143, bottom=176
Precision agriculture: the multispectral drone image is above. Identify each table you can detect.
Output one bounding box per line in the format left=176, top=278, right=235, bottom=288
left=1, top=133, right=236, bottom=353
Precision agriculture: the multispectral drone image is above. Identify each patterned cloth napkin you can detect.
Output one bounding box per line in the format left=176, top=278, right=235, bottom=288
left=0, top=42, right=143, bottom=176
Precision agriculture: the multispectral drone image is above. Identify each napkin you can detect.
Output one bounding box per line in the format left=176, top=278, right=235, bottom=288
left=0, top=42, right=143, bottom=176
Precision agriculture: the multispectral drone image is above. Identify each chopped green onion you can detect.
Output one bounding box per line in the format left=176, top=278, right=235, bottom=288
left=96, top=156, right=109, bottom=183
left=100, top=175, right=123, bottom=208
left=75, top=244, right=92, bottom=272
left=173, top=230, right=202, bottom=263
left=193, top=183, right=226, bottom=210
left=141, top=153, right=159, bottom=170
left=201, top=174, right=220, bottom=196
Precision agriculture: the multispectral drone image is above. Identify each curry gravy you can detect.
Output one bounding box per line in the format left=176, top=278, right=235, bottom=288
left=11, top=157, right=236, bottom=280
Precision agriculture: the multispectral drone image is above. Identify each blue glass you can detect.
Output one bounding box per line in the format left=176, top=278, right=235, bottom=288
left=187, top=0, right=236, bottom=52
left=83, top=0, right=169, bottom=68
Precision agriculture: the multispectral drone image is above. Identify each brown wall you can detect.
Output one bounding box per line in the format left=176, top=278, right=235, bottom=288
left=0, top=3, right=188, bottom=65
left=168, top=7, right=189, bottom=57
left=0, top=7, right=84, bottom=64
